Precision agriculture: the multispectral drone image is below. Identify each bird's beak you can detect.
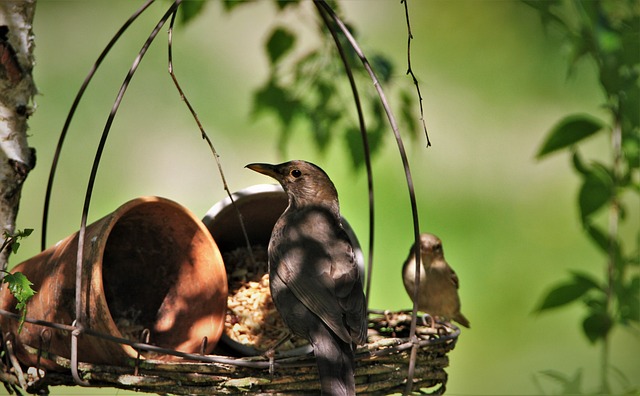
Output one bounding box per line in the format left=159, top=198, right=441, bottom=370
left=245, top=163, right=279, bottom=179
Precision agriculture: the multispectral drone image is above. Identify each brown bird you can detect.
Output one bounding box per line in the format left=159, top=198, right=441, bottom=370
left=246, top=160, right=367, bottom=395
left=402, top=233, right=470, bottom=328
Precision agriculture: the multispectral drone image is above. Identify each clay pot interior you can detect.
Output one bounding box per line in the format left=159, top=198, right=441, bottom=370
left=100, top=200, right=226, bottom=353
left=204, top=185, right=288, bottom=253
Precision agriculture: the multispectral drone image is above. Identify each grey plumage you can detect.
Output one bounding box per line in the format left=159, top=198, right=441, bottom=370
left=402, top=233, right=470, bottom=328
left=246, top=160, right=367, bottom=395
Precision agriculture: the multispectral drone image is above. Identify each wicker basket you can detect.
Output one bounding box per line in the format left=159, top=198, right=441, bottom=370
left=0, top=311, right=458, bottom=395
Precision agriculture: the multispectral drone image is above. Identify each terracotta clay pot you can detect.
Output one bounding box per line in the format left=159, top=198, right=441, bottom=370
left=0, top=197, right=227, bottom=370
left=202, top=184, right=363, bottom=357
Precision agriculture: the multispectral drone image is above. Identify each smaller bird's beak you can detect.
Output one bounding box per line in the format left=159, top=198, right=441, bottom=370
left=245, top=163, right=279, bottom=179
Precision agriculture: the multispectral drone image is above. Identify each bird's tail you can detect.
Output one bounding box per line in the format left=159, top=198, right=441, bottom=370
left=310, top=323, right=356, bottom=396
left=455, top=312, right=471, bottom=328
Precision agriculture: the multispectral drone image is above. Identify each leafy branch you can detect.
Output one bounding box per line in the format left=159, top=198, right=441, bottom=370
left=0, top=229, right=36, bottom=333
left=529, top=0, right=639, bottom=394
left=212, top=0, right=422, bottom=169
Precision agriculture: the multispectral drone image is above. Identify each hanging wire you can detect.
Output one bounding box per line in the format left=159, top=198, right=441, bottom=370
left=70, top=0, right=182, bottom=386
left=314, top=1, right=424, bottom=393
left=313, top=3, right=376, bottom=313
left=41, top=0, right=155, bottom=252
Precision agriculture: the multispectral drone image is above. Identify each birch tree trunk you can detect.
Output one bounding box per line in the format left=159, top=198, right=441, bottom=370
left=0, top=0, right=37, bottom=270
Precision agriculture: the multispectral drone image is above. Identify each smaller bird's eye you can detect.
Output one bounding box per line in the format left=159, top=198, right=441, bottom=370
left=291, top=169, right=302, bottom=178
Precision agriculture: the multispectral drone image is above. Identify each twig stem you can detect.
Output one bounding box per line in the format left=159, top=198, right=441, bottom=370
left=401, top=0, right=431, bottom=147
left=167, top=10, right=255, bottom=264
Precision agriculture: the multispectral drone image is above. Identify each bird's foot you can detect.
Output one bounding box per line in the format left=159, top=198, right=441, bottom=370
left=420, top=313, right=435, bottom=330
left=264, top=348, right=276, bottom=375
left=264, top=332, right=292, bottom=376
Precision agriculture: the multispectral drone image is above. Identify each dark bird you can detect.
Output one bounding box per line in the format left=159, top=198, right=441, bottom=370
left=402, top=233, right=470, bottom=328
left=246, top=160, right=367, bottom=395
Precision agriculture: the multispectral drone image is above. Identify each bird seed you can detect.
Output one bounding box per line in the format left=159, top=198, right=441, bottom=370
left=223, top=245, right=308, bottom=352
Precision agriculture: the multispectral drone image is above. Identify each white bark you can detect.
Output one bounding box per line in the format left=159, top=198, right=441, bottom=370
left=0, top=0, right=37, bottom=270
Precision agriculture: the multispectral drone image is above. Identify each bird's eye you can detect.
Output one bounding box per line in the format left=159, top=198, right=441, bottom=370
left=291, top=169, right=302, bottom=178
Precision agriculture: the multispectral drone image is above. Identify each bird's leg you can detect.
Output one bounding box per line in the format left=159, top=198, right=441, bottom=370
left=264, top=332, right=293, bottom=375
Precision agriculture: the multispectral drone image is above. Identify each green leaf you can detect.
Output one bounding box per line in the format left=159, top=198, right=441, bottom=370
left=571, top=149, right=589, bottom=175
left=535, top=276, right=598, bottom=312
left=622, top=129, right=640, bottom=169
left=344, top=122, right=385, bottom=171
left=10, top=241, right=20, bottom=254
left=252, top=80, right=304, bottom=154
left=1, top=228, right=34, bottom=255
left=272, top=0, right=300, bottom=10
left=598, top=29, right=622, bottom=56
left=293, top=50, right=321, bottom=80
left=585, top=222, right=609, bottom=252
left=582, top=311, right=613, bottom=343
left=569, top=270, right=603, bottom=292
left=371, top=54, right=394, bottom=83
left=521, top=0, right=566, bottom=31
left=399, top=89, right=418, bottom=139
left=578, top=168, right=613, bottom=222
left=2, top=271, right=36, bottom=333
left=309, top=107, right=340, bottom=153
left=179, top=0, right=207, bottom=25
left=584, top=294, right=606, bottom=311
left=252, top=81, right=301, bottom=127
left=618, top=276, right=639, bottom=324
left=584, top=223, right=622, bottom=264
left=266, top=27, right=296, bottom=66
left=536, top=114, right=605, bottom=159
left=3, top=272, right=36, bottom=307
left=20, top=228, right=33, bottom=237
left=345, top=127, right=365, bottom=170
left=316, top=78, right=336, bottom=105
left=535, top=368, right=583, bottom=395
left=222, top=0, right=251, bottom=12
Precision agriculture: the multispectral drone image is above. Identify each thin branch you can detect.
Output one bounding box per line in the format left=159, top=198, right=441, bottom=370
left=41, top=0, right=155, bottom=251
left=167, top=9, right=256, bottom=265
left=401, top=0, right=431, bottom=147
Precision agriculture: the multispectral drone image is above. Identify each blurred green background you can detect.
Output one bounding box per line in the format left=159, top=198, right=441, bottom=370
left=7, top=0, right=638, bottom=395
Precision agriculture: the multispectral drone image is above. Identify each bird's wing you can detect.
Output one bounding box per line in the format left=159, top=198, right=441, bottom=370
left=332, top=226, right=368, bottom=345
left=449, top=266, right=460, bottom=289
left=273, top=206, right=366, bottom=344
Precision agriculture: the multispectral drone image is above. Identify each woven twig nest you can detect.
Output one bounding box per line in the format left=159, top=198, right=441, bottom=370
left=2, top=311, right=458, bottom=395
